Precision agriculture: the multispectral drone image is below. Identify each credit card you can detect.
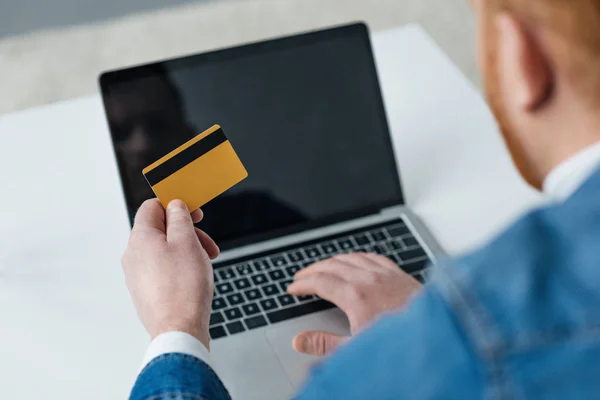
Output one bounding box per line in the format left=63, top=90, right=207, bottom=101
left=142, top=124, right=248, bottom=211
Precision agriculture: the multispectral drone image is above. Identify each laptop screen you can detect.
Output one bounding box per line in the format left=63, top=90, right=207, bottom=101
left=100, top=23, right=403, bottom=249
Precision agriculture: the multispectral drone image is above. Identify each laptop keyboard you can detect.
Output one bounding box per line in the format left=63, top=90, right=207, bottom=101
left=209, top=218, right=431, bottom=340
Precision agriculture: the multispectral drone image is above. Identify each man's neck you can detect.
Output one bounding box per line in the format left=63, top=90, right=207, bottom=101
left=534, top=94, right=600, bottom=182
left=543, top=140, right=600, bottom=201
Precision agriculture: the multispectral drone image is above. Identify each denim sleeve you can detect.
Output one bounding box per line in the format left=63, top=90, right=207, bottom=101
left=295, top=286, right=486, bottom=399
left=129, top=353, right=231, bottom=400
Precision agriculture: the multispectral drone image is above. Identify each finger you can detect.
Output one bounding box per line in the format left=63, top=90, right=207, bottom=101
left=133, top=199, right=166, bottom=233
left=165, top=200, right=196, bottom=243
left=361, top=252, right=402, bottom=270
left=195, top=228, right=220, bottom=259
left=191, top=208, right=204, bottom=224
left=331, top=253, right=380, bottom=269
left=294, top=253, right=385, bottom=283
left=292, top=331, right=347, bottom=357
left=294, top=257, right=358, bottom=280
left=288, top=273, right=352, bottom=309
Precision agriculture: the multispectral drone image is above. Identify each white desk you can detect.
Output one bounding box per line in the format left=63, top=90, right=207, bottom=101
left=0, top=25, right=541, bottom=399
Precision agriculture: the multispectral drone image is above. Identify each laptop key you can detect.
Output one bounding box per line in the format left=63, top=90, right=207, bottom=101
left=251, top=274, right=268, bottom=286
left=297, top=295, right=314, bottom=302
left=218, top=269, right=236, bottom=280
left=210, top=312, right=225, bottom=326
left=402, top=259, right=429, bottom=275
left=373, top=244, right=387, bottom=254
left=288, top=251, right=304, bottom=262
left=253, top=259, right=269, bottom=271
left=262, top=284, right=280, bottom=297
left=322, top=242, right=337, bottom=254
left=224, top=307, right=243, bottom=321
left=212, top=297, right=227, bottom=310
left=227, top=293, right=245, bottom=306
left=353, top=235, right=369, bottom=246
left=209, top=326, right=227, bottom=339
left=226, top=321, right=245, bottom=335
left=336, top=238, right=352, bottom=250
left=244, top=288, right=262, bottom=301
left=234, top=277, right=251, bottom=291
left=371, top=231, right=386, bottom=242
left=387, top=224, right=410, bottom=238
left=388, top=240, right=403, bottom=251
left=270, top=255, right=287, bottom=267
left=399, top=248, right=427, bottom=263
left=236, top=264, right=253, bottom=276
left=267, top=299, right=336, bottom=324
left=216, top=282, right=234, bottom=295
left=403, top=237, right=419, bottom=248
left=242, top=302, right=261, bottom=316
left=285, top=265, right=301, bottom=277
left=278, top=294, right=296, bottom=307
left=260, top=299, right=278, bottom=311
left=244, top=315, right=268, bottom=330
left=305, top=246, right=321, bottom=258
left=279, top=280, right=293, bottom=293
left=268, top=270, right=285, bottom=281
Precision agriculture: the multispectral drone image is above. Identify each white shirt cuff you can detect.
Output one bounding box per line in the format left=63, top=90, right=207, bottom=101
left=141, top=331, right=211, bottom=371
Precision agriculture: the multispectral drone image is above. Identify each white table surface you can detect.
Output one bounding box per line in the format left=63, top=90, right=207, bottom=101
left=0, top=24, right=542, bottom=399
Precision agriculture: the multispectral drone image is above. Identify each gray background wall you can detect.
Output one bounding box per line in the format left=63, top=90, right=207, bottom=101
left=0, top=0, right=477, bottom=115
left=0, top=0, right=210, bottom=39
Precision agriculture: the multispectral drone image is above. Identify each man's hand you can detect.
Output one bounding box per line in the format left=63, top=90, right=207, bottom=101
left=287, top=253, right=422, bottom=356
left=122, top=199, right=219, bottom=349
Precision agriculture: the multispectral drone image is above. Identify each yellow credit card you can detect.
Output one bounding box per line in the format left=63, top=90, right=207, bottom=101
left=142, top=124, right=248, bottom=211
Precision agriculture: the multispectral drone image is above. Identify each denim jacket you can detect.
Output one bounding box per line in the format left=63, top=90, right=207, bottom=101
left=131, top=168, right=600, bottom=400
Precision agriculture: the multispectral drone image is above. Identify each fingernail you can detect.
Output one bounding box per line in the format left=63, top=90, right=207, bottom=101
left=168, top=200, right=188, bottom=212
left=303, top=336, right=311, bottom=352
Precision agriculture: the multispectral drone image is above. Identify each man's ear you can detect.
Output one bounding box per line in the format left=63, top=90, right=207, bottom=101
left=496, top=12, right=553, bottom=112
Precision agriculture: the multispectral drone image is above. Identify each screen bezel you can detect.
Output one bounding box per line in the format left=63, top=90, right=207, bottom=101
left=99, top=22, right=405, bottom=251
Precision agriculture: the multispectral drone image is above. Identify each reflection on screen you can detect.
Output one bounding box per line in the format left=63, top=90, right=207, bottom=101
left=103, top=29, right=402, bottom=246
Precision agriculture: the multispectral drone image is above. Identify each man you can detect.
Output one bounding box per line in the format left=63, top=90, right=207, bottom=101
left=123, top=0, right=600, bottom=398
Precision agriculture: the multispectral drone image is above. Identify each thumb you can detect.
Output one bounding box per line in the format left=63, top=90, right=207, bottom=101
left=292, top=331, right=347, bottom=357
left=166, top=200, right=195, bottom=243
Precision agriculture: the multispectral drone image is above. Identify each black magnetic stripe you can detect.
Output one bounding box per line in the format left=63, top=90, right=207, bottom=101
left=145, top=129, right=227, bottom=186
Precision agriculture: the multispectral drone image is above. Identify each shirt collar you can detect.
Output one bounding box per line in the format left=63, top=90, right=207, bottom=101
left=543, top=140, right=600, bottom=201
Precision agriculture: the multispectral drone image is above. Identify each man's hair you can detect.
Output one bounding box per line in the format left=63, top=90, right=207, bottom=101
left=491, top=0, right=600, bottom=105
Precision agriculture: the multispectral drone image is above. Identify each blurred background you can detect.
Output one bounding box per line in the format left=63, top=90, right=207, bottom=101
left=0, top=0, right=477, bottom=115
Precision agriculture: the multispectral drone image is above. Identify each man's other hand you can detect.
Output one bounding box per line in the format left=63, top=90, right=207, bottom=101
left=122, top=199, right=220, bottom=349
left=287, top=253, right=422, bottom=357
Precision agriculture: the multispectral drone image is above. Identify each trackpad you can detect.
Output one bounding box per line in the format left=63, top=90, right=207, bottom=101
left=265, top=309, right=350, bottom=388
left=211, top=329, right=294, bottom=400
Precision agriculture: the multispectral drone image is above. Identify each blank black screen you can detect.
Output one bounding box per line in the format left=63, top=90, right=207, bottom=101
left=101, top=24, right=403, bottom=249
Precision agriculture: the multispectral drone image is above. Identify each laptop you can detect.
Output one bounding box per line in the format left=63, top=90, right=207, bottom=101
left=100, top=22, right=444, bottom=400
